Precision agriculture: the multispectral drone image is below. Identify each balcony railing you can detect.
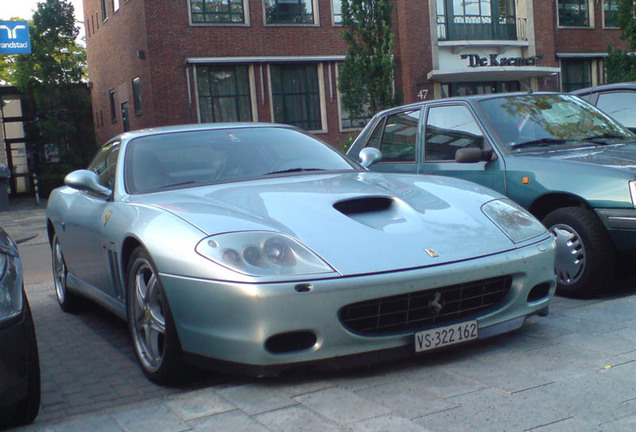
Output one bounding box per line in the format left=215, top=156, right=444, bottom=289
left=437, top=15, right=527, bottom=42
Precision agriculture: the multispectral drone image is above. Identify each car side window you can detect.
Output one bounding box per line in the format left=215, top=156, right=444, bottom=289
left=365, top=110, right=420, bottom=162
left=88, top=141, right=120, bottom=190
left=424, top=105, right=484, bottom=161
left=596, top=91, right=636, bottom=128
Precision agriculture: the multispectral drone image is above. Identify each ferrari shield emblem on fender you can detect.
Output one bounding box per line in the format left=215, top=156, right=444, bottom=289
left=103, top=210, right=112, bottom=226
left=425, top=248, right=439, bottom=258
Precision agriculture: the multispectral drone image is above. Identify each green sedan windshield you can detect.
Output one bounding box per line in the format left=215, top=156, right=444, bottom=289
left=478, top=94, right=635, bottom=150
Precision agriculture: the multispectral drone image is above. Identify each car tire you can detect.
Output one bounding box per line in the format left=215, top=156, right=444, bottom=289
left=542, top=207, right=614, bottom=297
left=0, top=296, right=41, bottom=428
left=51, top=233, right=80, bottom=313
left=126, top=247, right=182, bottom=384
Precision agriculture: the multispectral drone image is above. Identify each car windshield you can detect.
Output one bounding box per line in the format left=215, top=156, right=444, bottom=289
left=124, top=127, right=357, bottom=194
left=478, top=94, right=635, bottom=151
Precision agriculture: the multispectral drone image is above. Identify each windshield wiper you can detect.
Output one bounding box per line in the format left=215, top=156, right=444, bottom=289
left=581, top=134, right=627, bottom=143
left=266, top=168, right=325, bottom=175
left=156, top=181, right=198, bottom=190
left=510, top=138, right=567, bottom=149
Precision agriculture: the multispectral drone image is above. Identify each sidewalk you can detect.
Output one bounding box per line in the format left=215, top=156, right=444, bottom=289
left=0, top=197, right=48, bottom=246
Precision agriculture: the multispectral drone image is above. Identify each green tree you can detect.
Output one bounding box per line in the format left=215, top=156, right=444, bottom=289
left=11, top=0, right=94, bottom=196
left=338, top=0, right=395, bottom=119
left=606, top=0, right=636, bottom=82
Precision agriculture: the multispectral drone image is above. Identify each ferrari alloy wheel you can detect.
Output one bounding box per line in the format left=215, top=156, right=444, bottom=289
left=52, top=233, right=79, bottom=313
left=127, top=247, right=181, bottom=384
left=543, top=207, right=614, bottom=298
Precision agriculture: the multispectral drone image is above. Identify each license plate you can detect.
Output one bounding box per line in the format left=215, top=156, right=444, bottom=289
left=415, top=320, right=478, bottom=353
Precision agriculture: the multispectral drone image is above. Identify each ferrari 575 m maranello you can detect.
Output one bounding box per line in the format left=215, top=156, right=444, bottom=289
left=46, top=123, right=556, bottom=383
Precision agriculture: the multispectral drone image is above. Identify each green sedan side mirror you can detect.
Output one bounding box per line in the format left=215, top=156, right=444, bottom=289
left=455, top=147, right=495, bottom=164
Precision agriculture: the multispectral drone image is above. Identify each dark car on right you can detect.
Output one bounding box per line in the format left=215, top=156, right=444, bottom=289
left=571, top=82, right=636, bottom=132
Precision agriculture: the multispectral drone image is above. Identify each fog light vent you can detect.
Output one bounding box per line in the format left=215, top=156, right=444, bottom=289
left=527, top=283, right=551, bottom=302
left=265, top=331, right=317, bottom=354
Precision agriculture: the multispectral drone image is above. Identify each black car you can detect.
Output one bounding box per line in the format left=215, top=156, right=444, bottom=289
left=571, top=82, right=636, bottom=132
left=0, top=228, right=40, bottom=428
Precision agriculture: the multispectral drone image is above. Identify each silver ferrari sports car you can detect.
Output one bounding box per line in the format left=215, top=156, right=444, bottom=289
left=46, top=123, right=556, bottom=383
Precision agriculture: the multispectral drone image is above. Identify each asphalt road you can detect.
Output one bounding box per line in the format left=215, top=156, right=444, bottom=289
left=6, top=200, right=636, bottom=431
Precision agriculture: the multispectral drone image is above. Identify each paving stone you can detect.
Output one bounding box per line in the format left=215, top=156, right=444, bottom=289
left=352, top=378, right=458, bottom=418
left=348, top=415, right=434, bottom=432
left=294, top=388, right=391, bottom=424
left=255, top=405, right=346, bottom=432
left=414, top=387, right=567, bottom=432
left=49, top=414, right=123, bottom=432
left=216, top=380, right=330, bottom=416
left=166, top=389, right=236, bottom=421
left=188, top=410, right=269, bottom=432
left=112, top=404, right=190, bottom=432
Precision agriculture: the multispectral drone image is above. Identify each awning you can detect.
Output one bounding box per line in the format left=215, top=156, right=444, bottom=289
left=427, top=66, right=561, bottom=82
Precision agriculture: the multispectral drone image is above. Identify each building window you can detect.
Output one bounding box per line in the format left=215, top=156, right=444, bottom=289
left=196, top=65, right=253, bottom=122
left=114, top=0, right=120, bottom=12
left=561, top=59, right=592, bottom=91
left=190, top=0, right=246, bottom=23
left=132, top=77, right=142, bottom=115
left=270, top=63, right=322, bottom=130
left=604, top=0, right=620, bottom=27
left=101, top=0, right=108, bottom=21
left=265, top=0, right=315, bottom=24
left=109, top=89, right=117, bottom=123
left=444, top=81, right=521, bottom=97
left=437, top=0, right=518, bottom=41
left=332, top=0, right=342, bottom=24
left=558, top=0, right=590, bottom=27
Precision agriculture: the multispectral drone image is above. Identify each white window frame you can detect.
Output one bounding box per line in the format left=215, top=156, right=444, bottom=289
left=188, top=0, right=251, bottom=27
left=192, top=64, right=258, bottom=123
left=262, top=0, right=320, bottom=27
left=267, top=62, right=327, bottom=133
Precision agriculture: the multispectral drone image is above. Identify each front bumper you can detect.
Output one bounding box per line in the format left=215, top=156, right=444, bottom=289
left=595, top=208, right=636, bottom=252
left=0, top=293, right=32, bottom=408
left=160, top=236, right=556, bottom=370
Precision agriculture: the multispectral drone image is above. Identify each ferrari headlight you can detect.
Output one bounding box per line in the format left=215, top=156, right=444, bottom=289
left=0, top=251, right=23, bottom=323
left=482, top=199, right=547, bottom=243
left=196, top=231, right=336, bottom=277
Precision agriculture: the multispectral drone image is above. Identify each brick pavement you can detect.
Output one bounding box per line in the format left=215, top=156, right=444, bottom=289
left=4, top=197, right=636, bottom=431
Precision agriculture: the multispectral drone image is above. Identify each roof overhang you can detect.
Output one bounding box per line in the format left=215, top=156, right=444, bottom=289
left=427, top=67, right=561, bottom=82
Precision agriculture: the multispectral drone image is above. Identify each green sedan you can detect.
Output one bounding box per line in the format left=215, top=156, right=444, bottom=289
left=348, top=92, right=636, bottom=297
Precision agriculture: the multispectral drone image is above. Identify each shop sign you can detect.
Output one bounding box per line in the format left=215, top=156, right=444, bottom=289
left=0, top=21, right=31, bottom=54
left=460, top=53, right=542, bottom=68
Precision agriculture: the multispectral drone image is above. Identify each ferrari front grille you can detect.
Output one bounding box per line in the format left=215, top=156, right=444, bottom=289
left=339, top=275, right=512, bottom=335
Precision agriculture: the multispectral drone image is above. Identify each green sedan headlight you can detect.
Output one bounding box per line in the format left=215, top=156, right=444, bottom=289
left=0, top=251, right=23, bottom=322
left=196, top=231, right=336, bottom=277
left=482, top=199, right=547, bottom=243
left=629, top=180, right=636, bottom=208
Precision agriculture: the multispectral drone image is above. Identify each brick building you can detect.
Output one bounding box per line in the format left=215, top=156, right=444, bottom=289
left=82, top=0, right=628, bottom=145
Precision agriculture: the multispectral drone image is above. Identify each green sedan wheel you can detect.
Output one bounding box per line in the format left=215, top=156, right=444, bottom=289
left=543, top=207, right=614, bottom=297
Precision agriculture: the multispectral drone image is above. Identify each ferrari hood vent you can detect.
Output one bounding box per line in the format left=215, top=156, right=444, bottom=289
left=333, top=196, right=394, bottom=215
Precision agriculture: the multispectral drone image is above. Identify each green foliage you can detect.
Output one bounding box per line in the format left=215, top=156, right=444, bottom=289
left=606, top=0, right=636, bottom=83
left=7, top=0, right=94, bottom=194
left=339, top=0, right=395, bottom=118
left=606, top=46, right=636, bottom=82
left=14, top=0, right=85, bottom=89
